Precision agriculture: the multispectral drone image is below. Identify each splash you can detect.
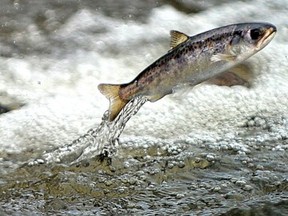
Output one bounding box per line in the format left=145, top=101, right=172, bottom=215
left=28, top=96, right=147, bottom=165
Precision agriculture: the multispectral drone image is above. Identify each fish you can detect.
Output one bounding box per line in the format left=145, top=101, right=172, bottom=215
left=98, top=22, right=277, bottom=121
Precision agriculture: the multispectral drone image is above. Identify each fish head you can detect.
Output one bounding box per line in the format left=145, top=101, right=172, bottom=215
left=229, top=22, right=277, bottom=61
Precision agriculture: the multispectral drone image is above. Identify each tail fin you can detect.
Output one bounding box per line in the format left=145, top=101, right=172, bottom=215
left=98, top=84, right=128, bottom=121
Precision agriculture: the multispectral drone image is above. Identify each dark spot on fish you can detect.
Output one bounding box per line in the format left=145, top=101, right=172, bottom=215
left=193, top=42, right=201, bottom=50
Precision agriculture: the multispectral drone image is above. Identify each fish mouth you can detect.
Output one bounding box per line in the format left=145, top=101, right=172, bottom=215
left=256, top=26, right=277, bottom=50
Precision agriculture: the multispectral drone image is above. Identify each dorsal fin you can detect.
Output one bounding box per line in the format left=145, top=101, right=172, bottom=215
left=170, top=30, right=189, bottom=49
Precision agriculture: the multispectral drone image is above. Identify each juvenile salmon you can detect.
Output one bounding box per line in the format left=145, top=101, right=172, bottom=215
left=98, top=22, right=276, bottom=121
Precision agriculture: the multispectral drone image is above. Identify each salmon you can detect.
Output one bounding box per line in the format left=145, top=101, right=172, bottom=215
left=98, top=22, right=276, bottom=121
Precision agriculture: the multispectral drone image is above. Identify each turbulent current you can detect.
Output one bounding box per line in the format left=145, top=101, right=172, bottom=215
left=1, top=0, right=288, bottom=215
left=29, top=96, right=148, bottom=165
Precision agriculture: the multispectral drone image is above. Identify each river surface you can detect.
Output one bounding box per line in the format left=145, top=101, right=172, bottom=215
left=1, top=0, right=288, bottom=215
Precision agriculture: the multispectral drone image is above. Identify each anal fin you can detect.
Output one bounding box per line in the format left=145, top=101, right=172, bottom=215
left=148, top=89, right=173, bottom=102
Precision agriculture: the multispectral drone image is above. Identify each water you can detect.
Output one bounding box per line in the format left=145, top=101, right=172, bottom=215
left=1, top=0, right=288, bottom=215
left=29, top=96, right=147, bottom=165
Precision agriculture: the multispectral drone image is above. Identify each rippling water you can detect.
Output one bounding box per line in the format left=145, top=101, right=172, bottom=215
left=1, top=0, right=288, bottom=215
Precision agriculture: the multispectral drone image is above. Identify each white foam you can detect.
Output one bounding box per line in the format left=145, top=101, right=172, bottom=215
left=0, top=0, right=288, bottom=155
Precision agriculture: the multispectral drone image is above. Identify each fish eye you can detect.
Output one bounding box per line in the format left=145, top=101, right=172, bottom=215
left=250, top=29, right=261, bottom=40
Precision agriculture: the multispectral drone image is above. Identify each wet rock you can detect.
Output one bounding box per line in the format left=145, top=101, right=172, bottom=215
left=163, top=0, right=233, bottom=13
left=0, top=105, right=10, bottom=115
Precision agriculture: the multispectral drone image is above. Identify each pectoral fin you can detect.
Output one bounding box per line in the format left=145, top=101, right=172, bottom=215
left=98, top=84, right=128, bottom=121
left=211, top=53, right=237, bottom=62
left=207, top=64, right=254, bottom=87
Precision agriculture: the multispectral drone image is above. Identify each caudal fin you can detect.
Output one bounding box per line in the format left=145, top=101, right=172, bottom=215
left=98, top=84, right=128, bottom=121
